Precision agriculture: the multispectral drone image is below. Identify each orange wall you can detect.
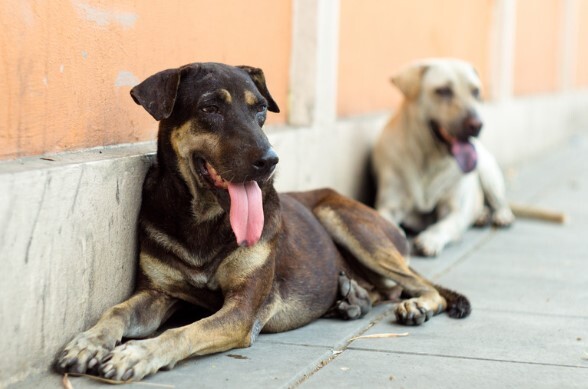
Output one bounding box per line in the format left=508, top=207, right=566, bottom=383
left=576, top=0, right=588, bottom=87
left=2, top=0, right=587, bottom=160
left=0, top=0, right=291, bottom=160
left=513, top=0, right=562, bottom=95
left=337, top=0, right=495, bottom=117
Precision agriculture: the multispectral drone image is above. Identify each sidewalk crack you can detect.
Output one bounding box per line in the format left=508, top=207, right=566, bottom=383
left=284, top=306, right=395, bottom=388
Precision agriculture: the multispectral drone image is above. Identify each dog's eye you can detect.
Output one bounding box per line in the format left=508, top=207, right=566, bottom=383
left=435, top=87, right=454, bottom=98
left=256, top=104, right=267, bottom=113
left=472, top=88, right=481, bottom=99
left=201, top=105, right=220, bottom=114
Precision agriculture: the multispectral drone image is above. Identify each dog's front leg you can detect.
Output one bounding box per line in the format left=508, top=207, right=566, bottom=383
left=97, top=287, right=270, bottom=381
left=475, top=142, right=514, bottom=226
left=98, top=298, right=262, bottom=381
left=374, top=172, right=411, bottom=224
left=414, top=212, right=467, bottom=257
left=57, top=289, right=178, bottom=374
left=414, top=175, right=483, bottom=256
left=98, top=244, right=275, bottom=381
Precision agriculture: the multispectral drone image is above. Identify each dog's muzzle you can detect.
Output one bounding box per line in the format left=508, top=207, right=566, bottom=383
left=462, top=115, right=483, bottom=138
left=252, top=148, right=279, bottom=178
left=193, top=148, right=279, bottom=247
left=429, top=118, right=480, bottom=174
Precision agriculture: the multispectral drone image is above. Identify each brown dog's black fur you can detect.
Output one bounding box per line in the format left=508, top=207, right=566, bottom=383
left=57, top=63, right=470, bottom=382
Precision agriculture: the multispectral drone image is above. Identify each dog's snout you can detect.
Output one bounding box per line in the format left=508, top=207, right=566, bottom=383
left=252, top=148, right=279, bottom=173
left=464, top=115, right=483, bottom=137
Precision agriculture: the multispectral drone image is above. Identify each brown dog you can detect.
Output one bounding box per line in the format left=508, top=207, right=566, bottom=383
left=56, top=63, right=471, bottom=382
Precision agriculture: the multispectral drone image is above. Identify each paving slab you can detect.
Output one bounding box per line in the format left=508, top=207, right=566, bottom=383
left=24, top=342, right=335, bottom=389
left=347, top=311, right=588, bottom=368
left=301, top=349, right=588, bottom=389
left=409, top=227, right=495, bottom=280
left=257, top=304, right=393, bottom=348
left=107, top=342, right=333, bottom=389
left=505, top=134, right=588, bottom=203
left=433, top=225, right=588, bottom=316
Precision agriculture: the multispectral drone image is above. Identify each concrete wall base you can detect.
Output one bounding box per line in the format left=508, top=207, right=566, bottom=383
left=0, top=145, right=154, bottom=386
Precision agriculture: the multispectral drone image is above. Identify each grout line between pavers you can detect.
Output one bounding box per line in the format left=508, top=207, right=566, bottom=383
left=282, top=305, right=396, bottom=388
left=259, top=340, right=339, bottom=349
left=474, top=306, right=588, bottom=320
left=345, top=347, right=588, bottom=370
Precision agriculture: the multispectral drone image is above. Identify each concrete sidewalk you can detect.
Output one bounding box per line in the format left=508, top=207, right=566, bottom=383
left=15, top=134, right=588, bottom=388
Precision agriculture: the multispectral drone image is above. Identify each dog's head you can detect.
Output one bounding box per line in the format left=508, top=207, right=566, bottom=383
left=392, top=59, right=483, bottom=173
left=131, top=63, right=280, bottom=247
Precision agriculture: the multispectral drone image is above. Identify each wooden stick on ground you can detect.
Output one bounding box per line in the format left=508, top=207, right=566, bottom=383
left=509, top=203, right=568, bottom=224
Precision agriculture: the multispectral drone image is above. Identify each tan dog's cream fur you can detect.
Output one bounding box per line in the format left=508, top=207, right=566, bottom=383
left=372, top=59, right=514, bottom=257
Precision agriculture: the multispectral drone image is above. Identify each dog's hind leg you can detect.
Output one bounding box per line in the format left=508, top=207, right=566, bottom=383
left=328, top=271, right=373, bottom=320
left=313, top=191, right=470, bottom=325
left=57, top=289, right=179, bottom=375
left=475, top=140, right=514, bottom=227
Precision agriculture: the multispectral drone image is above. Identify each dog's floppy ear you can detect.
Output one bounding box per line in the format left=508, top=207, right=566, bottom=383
left=391, top=63, right=430, bottom=100
left=130, top=68, right=181, bottom=121
left=237, top=65, right=280, bottom=113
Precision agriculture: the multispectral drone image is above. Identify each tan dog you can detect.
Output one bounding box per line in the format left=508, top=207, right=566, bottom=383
left=56, top=63, right=471, bottom=382
left=372, top=59, right=514, bottom=257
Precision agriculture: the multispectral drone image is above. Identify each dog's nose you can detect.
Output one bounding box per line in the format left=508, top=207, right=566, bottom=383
left=252, top=148, right=279, bottom=173
left=464, top=116, right=483, bottom=137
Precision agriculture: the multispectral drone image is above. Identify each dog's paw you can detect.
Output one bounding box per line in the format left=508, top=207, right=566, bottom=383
left=57, top=331, right=115, bottom=374
left=473, top=206, right=491, bottom=227
left=336, top=301, right=363, bottom=320
left=335, top=272, right=372, bottom=319
left=394, top=298, right=440, bottom=325
left=413, top=232, right=447, bottom=257
left=100, top=340, right=169, bottom=382
left=492, top=208, right=514, bottom=227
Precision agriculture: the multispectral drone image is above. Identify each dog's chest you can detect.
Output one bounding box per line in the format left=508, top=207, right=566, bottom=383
left=140, top=251, right=221, bottom=296
left=412, top=161, right=462, bottom=212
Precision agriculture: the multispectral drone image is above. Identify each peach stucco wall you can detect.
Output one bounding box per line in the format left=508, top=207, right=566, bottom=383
left=0, top=0, right=291, bottom=160
left=337, top=0, right=495, bottom=117
left=576, top=0, right=588, bottom=87
left=2, top=0, right=587, bottom=161
left=513, top=0, right=562, bottom=95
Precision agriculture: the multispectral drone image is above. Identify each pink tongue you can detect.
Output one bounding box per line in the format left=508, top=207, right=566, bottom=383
left=227, top=181, right=264, bottom=247
left=450, top=140, right=478, bottom=173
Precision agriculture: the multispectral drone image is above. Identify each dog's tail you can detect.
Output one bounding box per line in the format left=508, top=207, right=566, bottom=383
left=409, top=266, right=472, bottom=319
left=434, top=284, right=472, bottom=319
